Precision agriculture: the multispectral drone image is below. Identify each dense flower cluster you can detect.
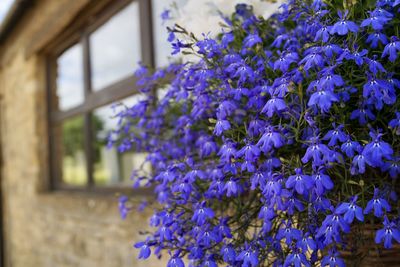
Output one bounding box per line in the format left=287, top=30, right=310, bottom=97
left=111, top=0, right=400, bottom=266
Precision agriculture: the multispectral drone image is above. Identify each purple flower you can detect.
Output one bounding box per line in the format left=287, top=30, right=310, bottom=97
left=257, top=126, right=285, bottom=153
left=299, top=52, right=325, bottom=70
left=365, top=56, right=386, bottom=75
left=314, top=26, right=330, bottom=42
left=274, top=52, right=298, bottom=72
left=323, top=125, right=347, bottom=146
left=308, top=89, right=339, bottom=112
left=364, top=188, right=391, bottom=217
left=118, top=196, right=130, bottom=220
left=276, top=222, right=302, bottom=245
left=221, top=245, right=236, bottom=263
left=329, top=11, right=359, bottom=35
left=192, top=202, right=215, bottom=225
left=261, top=97, right=287, bottom=117
left=286, top=168, right=313, bottom=195
left=336, top=196, right=364, bottom=223
left=375, top=216, right=400, bottom=249
left=383, top=158, right=400, bottom=178
left=312, top=168, right=334, bottom=195
left=366, top=32, right=388, bottom=48
left=284, top=252, right=310, bottom=267
left=351, top=153, right=366, bottom=174
left=243, top=33, right=262, bottom=48
left=236, top=247, right=259, bottom=267
left=362, top=132, right=393, bottom=168
left=134, top=241, right=152, bottom=259
left=224, top=179, right=238, bottom=197
left=382, top=37, right=400, bottom=62
left=301, top=138, right=331, bottom=166
left=167, top=257, right=185, bottom=267
left=350, top=107, right=376, bottom=125
left=236, top=142, right=261, bottom=161
left=161, top=9, right=171, bottom=21
left=360, top=11, right=391, bottom=30
left=214, top=120, right=231, bottom=136
left=341, top=137, right=361, bottom=158
left=321, top=249, right=345, bottom=267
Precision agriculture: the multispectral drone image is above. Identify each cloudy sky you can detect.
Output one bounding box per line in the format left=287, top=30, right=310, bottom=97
left=0, top=0, right=14, bottom=24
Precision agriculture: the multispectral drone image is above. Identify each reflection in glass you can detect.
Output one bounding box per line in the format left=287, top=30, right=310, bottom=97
left=92, top=95, right=150, bottom=186
left=60, top=116, right=88, bottom=186
left=90, top=2, right=141, bottom=91
left=56, top=43, right=85, bottom=111
left=152, top=0, right=188, bottom=67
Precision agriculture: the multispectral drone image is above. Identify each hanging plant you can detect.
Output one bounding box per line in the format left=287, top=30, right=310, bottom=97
left=110, top=0, right=400, bottom=266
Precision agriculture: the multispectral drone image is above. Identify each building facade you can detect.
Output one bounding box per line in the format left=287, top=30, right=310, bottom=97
left=0, top=0, right=170, bottom=266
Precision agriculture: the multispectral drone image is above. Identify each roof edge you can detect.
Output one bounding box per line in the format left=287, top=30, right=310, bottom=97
left=0, top=0, right=33, bottom=43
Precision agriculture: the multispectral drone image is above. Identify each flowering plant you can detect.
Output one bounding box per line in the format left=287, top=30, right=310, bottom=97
left=112, top=0, right=400, bottom=266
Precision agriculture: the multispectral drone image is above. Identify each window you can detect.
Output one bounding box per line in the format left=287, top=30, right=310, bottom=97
left=47, top=0, right=160, bottom=191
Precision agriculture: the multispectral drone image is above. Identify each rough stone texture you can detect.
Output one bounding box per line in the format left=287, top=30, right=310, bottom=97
left=0, top=0, right=166, bottom=266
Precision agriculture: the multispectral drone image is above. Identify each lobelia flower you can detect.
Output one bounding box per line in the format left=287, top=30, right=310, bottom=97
left=329, top=10, right=359, bottom=35
left=213, top=119, right=231, bottom=136
left=321, top=249, right=345, bottom=267
left=365, top=56, right=386, bottom=75
left=283, top=251, right=310, bottom=267
left=366, top=32, right=388, bottom=48
left=221, top=244, right=236, bottom=263
left=286, top=168, right=314, bottom=195
left=243, top=33, right=262, bottom=48
left=257, top=126, right=285, bottom=153
left=341, top=137, right=361, bottom=158
left=362, top=131, right=393, bottom=168
left=301, top=137, right=331, bottom=166
left=118, top=196, right=130, bottom=220
left=364, top=188, right=391, bottom=218
left=323, top=43, right=343, bottom=59
left=308, top=89, right=339, bottom=113
left=323, top=124, right=347, bottom=146
left=314, top=26, right=330, bottom=42
left=296, top=234, right=316, bottom=252
left=350, top=106, right=376, bottom=125
left=382, top=158, right=400, bottom=178
left=223, top=179, right=239, bottom=197
left=261, top=97, right=287, bottom=117
left=134, top=241, right=152, bottom=259
left=299, top=50, right=325, bottom=70
left=274, top=51, right=298, bottom=72
left=167, top=256, right=185, bottom=267
left=192, top=202, right=215, bottom=225
left=236, top=246, right=259, bottom=267
left=336, top=196, right=364, bottom=224
left=375, top=216, right=400, bottom=249
left=360, top=10, right=391, bottom=30
left=276, top=221, right=303, bottom=245
left=382, top=36, right=400, bottom=62
left=312, top=167, right=334, bottom=195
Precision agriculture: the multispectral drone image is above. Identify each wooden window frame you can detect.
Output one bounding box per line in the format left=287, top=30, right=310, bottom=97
left=45, top=0, right=155, bottom=194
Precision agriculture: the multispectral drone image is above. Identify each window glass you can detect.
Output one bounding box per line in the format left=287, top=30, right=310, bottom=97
left=92, top=95, right=151, bottom=186
left=152, top=0, right=188, bottom=67
left=60, top=116, right=88, bottom=186
left=56, top=43, right=84, bottom=111
left=90, top=2, right=141, bottom=91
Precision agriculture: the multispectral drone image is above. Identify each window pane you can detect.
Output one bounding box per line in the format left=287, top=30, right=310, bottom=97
left=152, top=0, right=188, bottom=67
left=92, top=95, right=150, bottom=186
left=56, top=43, right=84, bottom=111
left=90, top=2, right=141, bottom=91
left=59, top=116, right=88, bottom=186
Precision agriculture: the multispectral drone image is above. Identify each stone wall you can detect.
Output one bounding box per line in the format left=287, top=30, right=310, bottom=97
left=0, top=0, right=165, bottom=266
